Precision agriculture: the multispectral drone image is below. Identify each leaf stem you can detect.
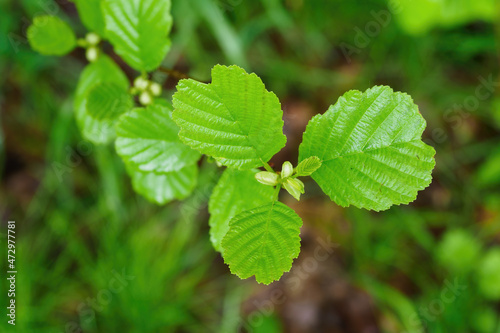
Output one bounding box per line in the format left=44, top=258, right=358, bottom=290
left=262, top=160, right=274, bottom=173
left=273, top=184, right=282, bottom=202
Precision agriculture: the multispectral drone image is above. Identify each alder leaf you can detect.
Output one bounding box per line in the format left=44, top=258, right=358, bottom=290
left=102, top=0, right=172, bottom=71
left=74, top=55, right=129, bottom=144
left=27, top=16, right=76, bottom=56
left=86, top=82, right=133, bottom=120
left=299, top=86, right=436, bottom=211
left=208, top=168, right=275, bottom=252
left=116, top=104, right=201, bottom=173
left=172, top=65, right=286, bottom=170
left=126, top=164, right=197, bottom=205
left=73, top=0, right=106, bottom=36
left=221, top=202, right=303, bottom=284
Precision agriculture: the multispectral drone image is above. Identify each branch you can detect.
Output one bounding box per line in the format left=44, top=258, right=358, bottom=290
left=157, top=67, right=205, bottom=82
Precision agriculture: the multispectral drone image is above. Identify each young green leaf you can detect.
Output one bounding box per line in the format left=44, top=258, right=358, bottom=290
left=283, top=178, right=304, bottom=201
left=74, top=55, right=129, bottom=144
left=299, top=86, right=436, bottom=211
left=172, top=65, right=286, bottom=169
left=102, top=0, right=172, bottom=71
left=126, top=164, right=197, bottom=205
left=295, top=156, right=322, bottom=177
left=221, top=202, right=303, bottom=284
left=73, top=0, right=106, bottom=36
left=116, top=104, right=201, bottom=173
left=208, top=168, right=275, bottom=252
left=27, top=16, right=76, bottom=56
left=86, top=83, right=133, bottom=120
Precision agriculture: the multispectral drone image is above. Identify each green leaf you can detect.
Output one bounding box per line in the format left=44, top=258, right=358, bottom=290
left=102, top=0, right=172, bottom=71
left=86, top=83, right=133, bottom=120
left=208, top=168, right=275, bottom=252
left=116, top=104, right=201, bottom=173
left=27, top=16, right=76, bottom=55
left=152, top=98, right=171, bottom=107
left=172, top=65, right=286, bottom=169
left=74, top=55, right=130, bottom=144
left=126, top=164, right=197, bottom=205
left=299, top=86, right=435, bottom=211
left=221, top=202, right=302, bottom=284
left=295, top=156, right=322, bottom=177
left=73, top=0, right=106, bottom=36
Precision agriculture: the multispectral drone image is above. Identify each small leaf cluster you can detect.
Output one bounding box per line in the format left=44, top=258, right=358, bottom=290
left=27, top=1, right=436, bottom=284
left=27, top=0, right=199, bottom=204
left=173, top=65, right=436, bottom=284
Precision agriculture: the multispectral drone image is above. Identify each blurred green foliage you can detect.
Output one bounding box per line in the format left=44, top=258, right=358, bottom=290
left=436, top=229, right=482, bottom=274
left=393, top=0, right=497, bottom=35
left=477, top=248, right=500, bottom=300
left=1, top=0, right=499, bottom=332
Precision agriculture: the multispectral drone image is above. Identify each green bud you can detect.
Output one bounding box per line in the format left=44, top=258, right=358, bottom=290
left=134, top=77, right=149, bottom=90
left=255, top=171, right=279, bottom=186
left=139, top=91, right=152, bottom=105
left=283, top=178, right=305, bottom=200
left=86, top=46, right=99, bottom=62
left=293, top=178, right=305, bottom=192
left=85, top=32, right=100, bottom=46
left=149, top=82, right=162, bottom=96
left=281, top=161, right=293, bottom=178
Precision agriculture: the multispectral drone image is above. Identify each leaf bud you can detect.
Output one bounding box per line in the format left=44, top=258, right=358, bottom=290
left=139, top=91, right=152, bottom=105
left=149, top=82, right=162, bottom=96
left=85, top=32, right=100, bottom=46
left=134, top=77, right=149, bottom=90
left=281, top=161, right=293, bottom=178
left=255, top=171, right=278, bottom=186
left=86, top=46, right=99, bottom=62
left=283, top=178, right=305, bottom=200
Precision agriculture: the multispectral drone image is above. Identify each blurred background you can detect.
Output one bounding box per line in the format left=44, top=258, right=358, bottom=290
left=1, top=0, right=500, bottom=332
